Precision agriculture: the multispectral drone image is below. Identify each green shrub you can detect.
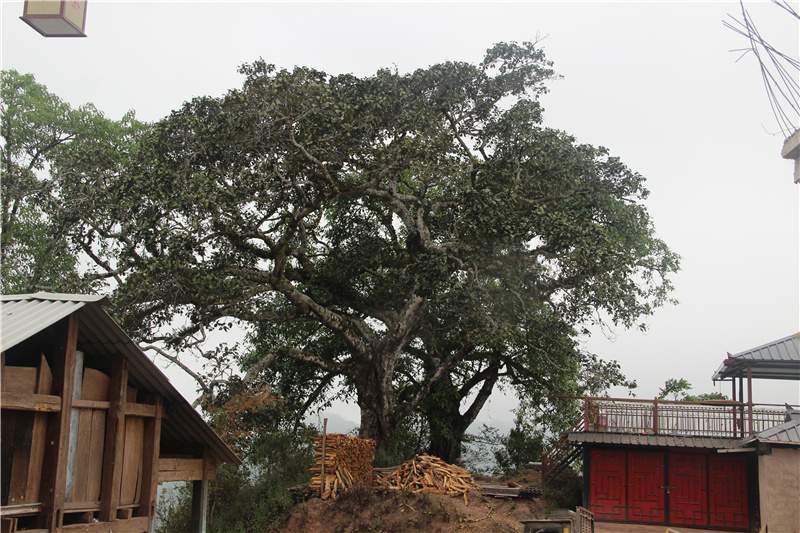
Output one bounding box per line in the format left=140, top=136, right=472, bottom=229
left=156, top=428, right=314, bottom=533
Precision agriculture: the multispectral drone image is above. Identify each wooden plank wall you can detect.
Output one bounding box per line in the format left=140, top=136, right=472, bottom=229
left=2, top=355, right=52, bottom=506
left=0, top=316, right=173, bottom=533
left=0, top=316, right=217, bottom=533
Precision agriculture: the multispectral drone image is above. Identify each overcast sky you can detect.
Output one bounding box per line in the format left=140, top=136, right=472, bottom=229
left=3, top=0, right=798, bottom=431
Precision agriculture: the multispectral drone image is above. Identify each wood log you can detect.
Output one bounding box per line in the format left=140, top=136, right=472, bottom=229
left=376, top=454, right=478, bottom=504
left=308, top=434, right=375, bottom=500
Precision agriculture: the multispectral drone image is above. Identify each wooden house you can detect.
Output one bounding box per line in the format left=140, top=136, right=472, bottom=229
left=544, top=333, right=800, bottom=532
left=0, top=293, right=240, bottom=533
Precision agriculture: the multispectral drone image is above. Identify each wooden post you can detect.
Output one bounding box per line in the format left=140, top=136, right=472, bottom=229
left=747, top=367, right=754, bottom=436
left=65, top=350, right=84, bottom=500
left=39, top=315, right=78, bottom=531
left=190, top=478, right=209, bottom=533
left=100, top=357, right=128, bottom=521
left=319, top=417, right=328, bottom=498
left=652, top=399, right=659, bottom=434
left=135, top=398, right=163, bottom=524
left=26, top=354, right=52, bottom=503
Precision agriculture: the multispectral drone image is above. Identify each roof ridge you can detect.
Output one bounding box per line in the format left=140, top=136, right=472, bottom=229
left=0, top=292, right=106, bottom=303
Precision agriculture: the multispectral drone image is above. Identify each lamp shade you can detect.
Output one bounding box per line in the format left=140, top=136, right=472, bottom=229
left=21, top=0, right=87, bottom=37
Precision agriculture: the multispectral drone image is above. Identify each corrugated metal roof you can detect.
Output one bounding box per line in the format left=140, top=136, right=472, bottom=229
left=2, top=298, right=85, bottom=352
left=567, top=432, right=742, bottom=449
left=0, top=293, right=239, bottom=464
left=745, top=408, right=800, bottom=446
left=712, top=332, right=800, bottom=380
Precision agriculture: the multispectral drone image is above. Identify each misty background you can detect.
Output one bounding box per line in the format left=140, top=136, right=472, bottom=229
left=2, top=0, right=798, bottom=434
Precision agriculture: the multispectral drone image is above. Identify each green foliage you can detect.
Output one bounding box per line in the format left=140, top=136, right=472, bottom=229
left=373, top=412, right=429, bottom=467
left=158, top=386, right=316, bottom=532
left=543, top=468, right=583, bottom=509
left=493, top=425, right=544, bottom=475
left=684, top=391, right=727, bottom=401
left=0, top=69, right=142, bottom=293
left=657, top=378, right=692, bottom=400
left=658, top=377, right=727, bottom=402
left=156, top=461, right=310, bottom=533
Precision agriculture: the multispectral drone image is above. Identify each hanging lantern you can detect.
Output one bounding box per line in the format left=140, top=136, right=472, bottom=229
left=21, top=0, right=87, bottom=37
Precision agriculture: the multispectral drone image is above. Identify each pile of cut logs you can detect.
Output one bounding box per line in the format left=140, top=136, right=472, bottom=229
left=376, top=454, right=479, bottom=504
left=309, top=433, right=375, bottom=500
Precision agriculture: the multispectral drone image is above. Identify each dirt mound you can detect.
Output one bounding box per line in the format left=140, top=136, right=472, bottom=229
left=281, top=487, right=548, bottom=532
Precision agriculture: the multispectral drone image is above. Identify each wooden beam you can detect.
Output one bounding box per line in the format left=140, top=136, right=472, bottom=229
left=71, top=399, right=110, bottom=410
left=135, top=398, right=162, bottom=523
left=0, top=502, right=42, bottom=517
left=157, top=458, right=216, bottom=482
left=60, top=516, right=149, bottom=532
left=0, top=392, right=61, bottom=413
left=124, top=402, right=158, bottom=418
left=39, top=315, right=79, bottom=532
left=67, top=401, right=157, bottom=417
left=99, top=358, right=128, bottom=522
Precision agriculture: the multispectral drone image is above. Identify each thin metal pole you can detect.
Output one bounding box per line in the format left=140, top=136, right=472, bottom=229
left=747, top=367, right=754, bottom=436
left=319, top=417, right=328, bottom=498
left=738, top=377, right=744, bottom=436
left=731, top=378, right=737, bottom=437
left=583, top=398, right=590, bottom=431
left=653, top=399, right=659, bottom=434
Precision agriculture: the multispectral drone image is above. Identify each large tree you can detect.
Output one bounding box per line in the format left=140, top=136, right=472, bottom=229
left=70, top=43, right=678, bottom=449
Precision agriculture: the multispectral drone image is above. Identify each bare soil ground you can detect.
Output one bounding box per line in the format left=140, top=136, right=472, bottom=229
left=281, top=487, right=549, bottom=533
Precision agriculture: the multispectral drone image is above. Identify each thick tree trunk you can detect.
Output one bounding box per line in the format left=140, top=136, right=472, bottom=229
left=423, top=362, right=501, bottom=463
left=424, top=376, right=466, bottom=463
left=428, top=416, right=466, bottom=464
left=354, top=359, right=396, bottom=451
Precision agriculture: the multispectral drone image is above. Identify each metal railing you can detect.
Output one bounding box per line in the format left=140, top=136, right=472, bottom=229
left=541, top=418, right=584, bottom=480
left=581, top=397, right=789, bottom=438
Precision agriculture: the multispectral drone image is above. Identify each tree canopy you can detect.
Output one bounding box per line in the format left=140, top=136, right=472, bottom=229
left=9, top=42, right=680, bottom=452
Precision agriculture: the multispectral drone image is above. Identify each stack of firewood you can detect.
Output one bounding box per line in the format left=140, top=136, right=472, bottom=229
left=309, top=434, right=375, bottom=500
left=376, top=454, right=479, bottom=504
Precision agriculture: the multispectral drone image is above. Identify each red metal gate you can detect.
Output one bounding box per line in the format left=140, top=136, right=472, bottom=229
left=627, top=451, right=665, bottom=523
left=588, top=449, right=626, bottom=521
left=668, top=452, right=708, bottom=527
left=588, top=449, right=750, bottom=530
left=709, top=454, right=749, bottom=530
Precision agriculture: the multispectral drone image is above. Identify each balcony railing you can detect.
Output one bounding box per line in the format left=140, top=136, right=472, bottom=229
left=581, top=397, right=789, bottom=438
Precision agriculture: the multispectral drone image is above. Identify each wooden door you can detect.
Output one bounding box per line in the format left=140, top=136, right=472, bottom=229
left=627, top=451, right=665, bottom=523
left=588, top=448, right=626, bottom=521
left=668, top=452, right=708, bottom=527
left=709, top=454, right=749, bottom=530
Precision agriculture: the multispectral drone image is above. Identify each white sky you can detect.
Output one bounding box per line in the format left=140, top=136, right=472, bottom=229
left=2, top=0, right=798, bottom=432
